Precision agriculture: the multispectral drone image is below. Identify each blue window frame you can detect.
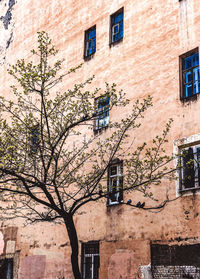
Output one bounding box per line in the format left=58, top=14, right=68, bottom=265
left=181, top=49, right=200, bottom=99
left=95, top=96, right=109, bottom=130
left=110, top=8, right=124, bottom=45
left=84, top=26, right=96, bottom=59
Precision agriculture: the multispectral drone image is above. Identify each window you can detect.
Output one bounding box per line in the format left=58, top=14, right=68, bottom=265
left=0, top=258, right=13, bottom=279
left=81, top=242, right=100, bottom=279
left=84, top=26, right=96, bottom=59
left=180, top=48, right=200, bottom=99
left=110, top=8, right=124, bottom=45
left=179, top=145, right=200, bottom=191
left=107, top=160, right=123, bottom=205
left=30, top=125, right=39, bottom=153
left=95, top=96, right=109, bottom=130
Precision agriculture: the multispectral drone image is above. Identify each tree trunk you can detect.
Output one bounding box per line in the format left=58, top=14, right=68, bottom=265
left=64, top=214, right=82, bottom=279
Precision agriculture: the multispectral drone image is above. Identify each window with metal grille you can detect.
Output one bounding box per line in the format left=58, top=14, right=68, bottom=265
left=179, top=145, right=200, bottom=191
left=81, top=242, right=100, bottom=279
left=110, top=8, right=124, bottom=45
left=107, top=160, right=123, bottom=205
left=84, top=26, right=96, bottom=59
left=95, top=96, right=109, bottom=130
left=0, top=258, right=13, bottom=279
left=180, top=48, right=200, bottom=100
left=151, top=243, right=200, bottom=277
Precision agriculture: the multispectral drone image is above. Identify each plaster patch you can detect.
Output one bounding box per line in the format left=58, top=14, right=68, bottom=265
left=18, top=255, right=46, bottom=279
left=108, top=250, right=135, bottom=279
left=6, top=240, right=15, bottom=254
left=44, top=259, right=72, bottom=279
left=33, top=248, right=64, bottom=260
left=178, top=0, right=195, bottom=48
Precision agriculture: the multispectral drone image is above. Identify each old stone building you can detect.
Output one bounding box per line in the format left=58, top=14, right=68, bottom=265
left=0, top=0, right=200, bottom=278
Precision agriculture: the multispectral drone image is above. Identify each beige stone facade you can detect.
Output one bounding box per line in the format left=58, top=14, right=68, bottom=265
left=0, top=0, right=200, bottom=278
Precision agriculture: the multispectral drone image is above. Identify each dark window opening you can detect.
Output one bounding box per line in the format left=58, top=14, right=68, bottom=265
left=30, top=125, right=39, bottom=153
left=110, top=8, right=124, bottom=45
left=180, top=48, right=200, bottom=100
left=84, top=26, right=96, bottom=59
left=81, top=242, right=100, bottom=279
left=107, top=159, right=123, bottom=205
left=151, top=243, right=200, bottom=278
left=0, top=258, right=13, bottom=279
left=94, top=96, right=109, bottom=131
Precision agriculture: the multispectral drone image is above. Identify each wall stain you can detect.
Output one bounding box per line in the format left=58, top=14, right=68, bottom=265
left=0, top=0, right=15, bottom=29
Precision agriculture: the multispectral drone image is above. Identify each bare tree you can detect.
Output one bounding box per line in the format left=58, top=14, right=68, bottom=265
left=0, top=32, right=175, bottom=279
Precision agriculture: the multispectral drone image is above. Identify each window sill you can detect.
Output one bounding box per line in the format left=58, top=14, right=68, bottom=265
left=94, top=125, right=108, bottom=134
left=109, top=37, right=123, bottom=48
left=107, top=200, right=123, bottom=207
left=179, top=187, right=200, bottom=193
left=180, top=93, right=199, bottom=102
left=84, top=52, right=95, bottom=61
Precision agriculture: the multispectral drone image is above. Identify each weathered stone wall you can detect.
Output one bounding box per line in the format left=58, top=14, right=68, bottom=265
left=0, top=224, right=73, bottom=279
left=0, top=0, right=200, bottom=278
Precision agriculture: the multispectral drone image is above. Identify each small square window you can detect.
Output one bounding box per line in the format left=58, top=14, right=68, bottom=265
left=95, top=96, right=109, bottom=131
left=84, top=25, right=96, bottom=59
left=81, top=242, right=99, bottom=279
left=107, top=160, right=123, bottom=205
left=179, top=145, right=200, bottom=191
left=110, top=8, right=124, bottom=45
left=180, top=48, right=200, bottom=100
